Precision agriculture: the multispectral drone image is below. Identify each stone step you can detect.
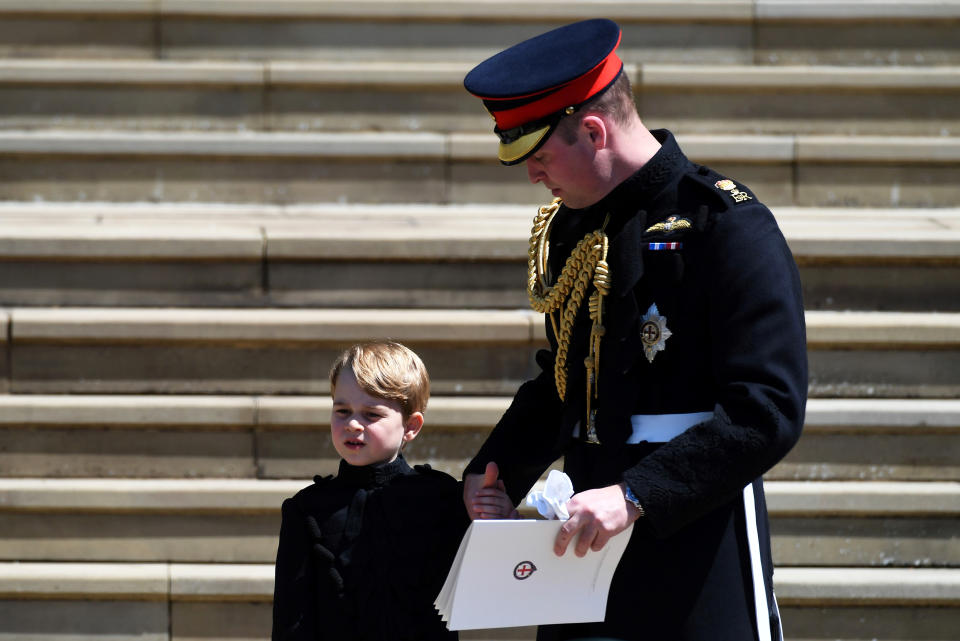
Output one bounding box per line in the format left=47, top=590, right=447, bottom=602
left=1, top=307, right=959, bottom=397
left=0, top=562, right=956, bottom=641
left=1, top=306, right=543, bottom=396
left=0, top=478, right=956, bottom=568
left=0, top=394, right=510, bottom=479
left=1, top=395, right=958, bottom=482
left=2, top=130, right=960, bottom=206
left=0, top=204, right=958, bottom=310
left=2, top=59, right=958, bottom=136
left=1, top=0, right=959, bottom=65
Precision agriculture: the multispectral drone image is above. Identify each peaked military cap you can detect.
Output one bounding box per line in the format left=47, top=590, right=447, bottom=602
left=464, top=18, right=624, bottom=165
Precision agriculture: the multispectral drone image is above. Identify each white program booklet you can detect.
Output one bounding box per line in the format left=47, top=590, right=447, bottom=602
left=435, top=519, right=633, bottom=630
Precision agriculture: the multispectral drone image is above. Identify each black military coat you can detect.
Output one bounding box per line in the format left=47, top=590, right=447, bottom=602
left=272, top=455, right=467, bottom=641
left=465, top=130, right=808, bottom=640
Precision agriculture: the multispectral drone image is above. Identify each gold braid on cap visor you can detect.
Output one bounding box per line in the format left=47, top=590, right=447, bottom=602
left=527, top=198, right=611, bottom=416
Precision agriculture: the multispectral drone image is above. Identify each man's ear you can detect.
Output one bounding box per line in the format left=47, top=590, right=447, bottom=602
left=402, top=412, right=424, bottom=444
left=581, top=115, right=608, bottom=150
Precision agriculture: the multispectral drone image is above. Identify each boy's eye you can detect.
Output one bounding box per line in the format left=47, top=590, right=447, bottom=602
left=333, top=408, right=350, bottom=416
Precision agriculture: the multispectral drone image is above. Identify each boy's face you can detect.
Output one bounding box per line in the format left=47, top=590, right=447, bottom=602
left=330, top=367, right=422, bottom=467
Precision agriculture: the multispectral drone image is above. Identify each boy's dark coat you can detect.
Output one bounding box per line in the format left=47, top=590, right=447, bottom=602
left=272, top=455, right=467, bottom=641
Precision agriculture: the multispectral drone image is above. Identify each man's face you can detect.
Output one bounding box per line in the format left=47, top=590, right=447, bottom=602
left=524, top=126, right=603, bottom=209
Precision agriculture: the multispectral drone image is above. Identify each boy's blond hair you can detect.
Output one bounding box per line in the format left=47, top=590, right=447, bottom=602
left=329, top=341, right=430, bottom=419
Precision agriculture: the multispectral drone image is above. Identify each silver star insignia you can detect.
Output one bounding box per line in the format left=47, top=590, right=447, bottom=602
left=640, top=303, right=672, bottom=363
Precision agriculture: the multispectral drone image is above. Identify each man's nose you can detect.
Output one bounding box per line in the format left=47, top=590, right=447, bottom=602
left=526, top=160, right=543, bottom=184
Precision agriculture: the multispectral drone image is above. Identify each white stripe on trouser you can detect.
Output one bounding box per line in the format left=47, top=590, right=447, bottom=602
left=743, top=482, right=772, bottom=641
left=772, top=591, right=784, bottom=641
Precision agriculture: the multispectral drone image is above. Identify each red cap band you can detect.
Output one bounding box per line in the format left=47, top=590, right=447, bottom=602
left=483, top=49, right=623, bottom=131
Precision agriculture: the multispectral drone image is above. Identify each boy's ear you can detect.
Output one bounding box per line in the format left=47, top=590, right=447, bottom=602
left=402, top=412, right=424, bottom=443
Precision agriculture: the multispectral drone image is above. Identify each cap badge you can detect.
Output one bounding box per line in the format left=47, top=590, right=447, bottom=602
left=640, top=303, right=672, bottom=364
left=645, top=215, right=691, bottom=234
left=714, top=179, right=752, bottom=203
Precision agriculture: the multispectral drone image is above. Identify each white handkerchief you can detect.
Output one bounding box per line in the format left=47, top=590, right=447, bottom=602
left=525, top=469, right=574, bottom=520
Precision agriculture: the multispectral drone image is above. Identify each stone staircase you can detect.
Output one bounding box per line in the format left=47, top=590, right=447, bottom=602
left=1, top=2, right=959, bottom=640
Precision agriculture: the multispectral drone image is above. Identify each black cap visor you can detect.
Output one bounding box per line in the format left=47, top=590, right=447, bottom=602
left=495, top=113, right=563, bottom=165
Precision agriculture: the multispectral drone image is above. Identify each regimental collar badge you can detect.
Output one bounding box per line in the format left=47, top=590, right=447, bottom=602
left=640, top=303, right=672, bottom=363
left=714, top=179, right=753, bottom=203
left=646, top=215, right=691, bottom=234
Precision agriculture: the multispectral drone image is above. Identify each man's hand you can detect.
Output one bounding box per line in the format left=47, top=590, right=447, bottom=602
left=554, top=483, right=642, bottom=557
left=464, top=462, right=515, bottom=519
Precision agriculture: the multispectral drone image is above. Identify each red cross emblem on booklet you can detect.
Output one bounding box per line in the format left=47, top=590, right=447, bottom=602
left=513, top=561, right=537, bottom=580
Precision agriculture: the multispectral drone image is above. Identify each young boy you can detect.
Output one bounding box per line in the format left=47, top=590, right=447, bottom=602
left=271, top=341, right=514, bottom=641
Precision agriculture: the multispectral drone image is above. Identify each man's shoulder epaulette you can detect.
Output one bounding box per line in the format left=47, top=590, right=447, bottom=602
left=680, top=165, right=758, bottom=212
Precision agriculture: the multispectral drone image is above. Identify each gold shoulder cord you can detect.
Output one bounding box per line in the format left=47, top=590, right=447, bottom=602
left=527, top=198, right=611, bottom=442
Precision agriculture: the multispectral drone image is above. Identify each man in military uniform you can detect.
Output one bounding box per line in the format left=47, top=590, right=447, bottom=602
left=460, top=19, right=808, bottom=641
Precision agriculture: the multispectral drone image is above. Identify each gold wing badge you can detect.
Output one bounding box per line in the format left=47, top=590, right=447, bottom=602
left=645, top=215, right=691, bottom=234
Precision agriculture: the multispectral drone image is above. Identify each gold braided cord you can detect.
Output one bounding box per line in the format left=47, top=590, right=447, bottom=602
left=527, top=198, right=611, bottom=407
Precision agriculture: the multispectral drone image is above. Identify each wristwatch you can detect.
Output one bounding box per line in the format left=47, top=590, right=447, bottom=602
left=623, top=484, right=645, bottom=517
